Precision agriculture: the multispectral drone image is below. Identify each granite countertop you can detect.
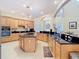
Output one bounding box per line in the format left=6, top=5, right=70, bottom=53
left=62, top=33, right=79, bottom=38
left=19, top=32, right=36, bottom=38
left=50, top=35, right=79, bottom=44
left=51, top=35, right=69, bottom=44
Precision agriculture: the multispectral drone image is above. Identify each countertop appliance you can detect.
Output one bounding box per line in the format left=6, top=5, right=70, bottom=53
left=1, top=26, right=11, bottom=36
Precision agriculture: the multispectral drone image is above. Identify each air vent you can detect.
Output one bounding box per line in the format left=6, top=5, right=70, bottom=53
left=27, top=6, right=29, bottom=8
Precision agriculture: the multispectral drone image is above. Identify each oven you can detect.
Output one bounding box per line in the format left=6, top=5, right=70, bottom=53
left=1, top=26, right=11, bottom=36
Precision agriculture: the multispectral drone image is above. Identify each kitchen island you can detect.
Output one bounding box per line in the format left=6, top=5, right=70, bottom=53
left=48, top=35, right=79, bottom=59
left=19, top=32, right=37, bottom=52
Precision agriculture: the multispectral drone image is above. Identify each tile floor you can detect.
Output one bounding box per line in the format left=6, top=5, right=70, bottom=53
left=1, top=41, right=53, bottom=59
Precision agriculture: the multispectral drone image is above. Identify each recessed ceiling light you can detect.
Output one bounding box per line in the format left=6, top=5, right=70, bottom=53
left=30, top=7, right=32, bottom=10
left=54, top=1, right=59, bottom=4
left=23, top=4, right=26, bottom=7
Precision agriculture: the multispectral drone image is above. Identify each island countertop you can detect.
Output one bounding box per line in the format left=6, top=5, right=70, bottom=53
left=19, top=32, right=36, bottom=38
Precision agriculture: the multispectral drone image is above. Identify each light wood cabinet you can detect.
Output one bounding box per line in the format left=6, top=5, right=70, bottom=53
left=48, top=36, right=56, bottom=58
left=24, top=38, right=36, bottom=52
left=14, top=20, right=18, bottom=28
left=18, top=20, right=22, bottom=26
left=11, top=19, right=18, bottom=28
left=61, top=45, right=79, bottom=59
left=29, top=21, right=34, bottom=28
left=21, top=20, right=25, bottom=26
left=37, top=33, right=48, bottom=42
left=19, top=38, right=24, bottom=49
left=6, top=19, right=9, bottom=26
left=48, top=36, right=79, bottom=59
left=0, top=16, right=18, bottom=28
left=25, top=21, right=28, bottom=28
left=1, top=33, right=19, bottom=43
left=48, top=36, right=53, bottom=53
left=52, top=38, right=56, bottom=57
left=0, top=16, right=34, bottom=29
left=0, top=16, right=6, bottom=26
left=10, top=19, right=14, bottom=28
left=10, top=33, right=19, bottom=40
left=55, top=42, right=61, bottom=59
left=19, top=37, right=37, bottom=52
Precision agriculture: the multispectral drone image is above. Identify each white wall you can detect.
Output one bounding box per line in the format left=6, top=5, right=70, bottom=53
left=55, top=0, right=79, bottom=34
left=63, top=0, right=79, bottom=33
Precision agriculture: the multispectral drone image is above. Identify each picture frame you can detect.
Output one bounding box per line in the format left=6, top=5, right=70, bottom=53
left=69, top=22, right=77, bottom=29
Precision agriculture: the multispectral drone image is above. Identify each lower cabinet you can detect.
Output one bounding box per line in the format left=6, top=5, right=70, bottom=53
left=19, top=37, right=37, bottom=52
left=1, top=33, right=19, bottom=43
left=48, top=36, right=53, bottom=53
left=48, top=36, right=63, bottom=59
left=55, top=42, right=61, bottom=59
left=52, top=38, right=56, bottom=57
left=37, top=33, right=48, bottom=42
left=48, top=36, right=79, bottom=59
left=19, top=38, right=24, bottom=49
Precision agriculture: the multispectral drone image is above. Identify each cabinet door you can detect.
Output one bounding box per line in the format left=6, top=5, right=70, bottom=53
left=8, top=19, right=12, bottom=27
left=25, top=21, right=28, bottom=28
left=28, top=21, right=34, bottom=28
left=1, top=17, right=11, bottom=26
left=18, top=20, right=22, bottom=25
left=19, top=38, right=24, bottom=49
left=6, top=19, right=10, bottom=26
left=11, top=19, right=18, bottom=28
left=29, top=39, right=36, bottom=52
left=23, top=20, right=26, bottom=27
left=52, top=38, right=56, bottom=57
left=43, top=34, right=48, bottom=41
left=0, top=17, right=6, bottom=26
left=14, top=20, right=18, bottom=28
left=37, top=33, right=48, bottom=42
left=48, top=36, right=53, bottom=52
left=11, top=19, right=14, bottom=28
left=23, top=38, right=36, bottom=52
left=37, top=33, right=44, bottom=41
left=55, top=42, right=61, bottom=59
left=21, top=20, right=24, bottom=26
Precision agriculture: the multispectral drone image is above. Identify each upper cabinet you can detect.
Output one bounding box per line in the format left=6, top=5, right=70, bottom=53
left=18, top=20, right=22, bottom=26
left=21, top=20, right=25, bottom=26
left=6, top=17, right=14, bottom=26
left=0, top=16, right=7, bottom=26
left=24, top=21, right=28, bottom=28
left=11, top=19, right=18, bottom=28
left=28, top=21, right=34, bottom=28
left=0, top=16, right=34, bottom=29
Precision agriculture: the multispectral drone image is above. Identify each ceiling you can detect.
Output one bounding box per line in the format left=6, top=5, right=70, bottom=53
left=0, top=0, right=64, bottom=19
